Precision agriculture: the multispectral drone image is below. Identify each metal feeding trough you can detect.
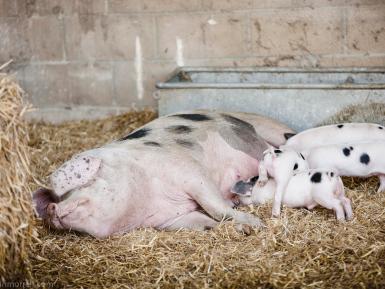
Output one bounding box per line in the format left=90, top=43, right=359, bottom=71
left=156, top=67, right=385, bottom=131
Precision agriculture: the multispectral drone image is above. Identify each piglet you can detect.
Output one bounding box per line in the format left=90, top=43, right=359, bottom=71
left=304, top=142, right=385, bottom=193
left=283, top=123, right=385, bottom=152
left=257, top=147, right=308, bottom=217
left=232, top=170, right=353, bottom=221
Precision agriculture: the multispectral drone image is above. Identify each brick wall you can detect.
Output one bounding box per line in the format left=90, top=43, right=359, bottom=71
left=0, top=0, right=384, bottom=121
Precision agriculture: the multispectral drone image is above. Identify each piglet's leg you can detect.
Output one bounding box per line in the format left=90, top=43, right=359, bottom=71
left=164, top=211, right=218, bottom=231
left=377, top=175, right=385, bottom=193
left=256, top=162, right=268, bottom=187
left=271, top=180, right=288, bottom=217
left=341, top=198, right=353, bottom=220
left=336, top=178, right=353, bottom=220
left=313, top=194, right=345, bottom=221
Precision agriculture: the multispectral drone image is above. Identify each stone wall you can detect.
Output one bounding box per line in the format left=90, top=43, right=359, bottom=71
left=0, top=0, right=384, bottom=121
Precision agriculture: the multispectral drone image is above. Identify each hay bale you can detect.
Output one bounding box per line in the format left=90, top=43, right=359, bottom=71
left=321, top=102, right=385, bottom=126
left=0, top=73, right=34, bottom=281
left=27, top=110, right=385, bottom=288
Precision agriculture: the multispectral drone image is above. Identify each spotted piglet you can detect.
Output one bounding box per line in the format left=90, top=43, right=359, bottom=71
left=232, top=170, right=353, bottom=221
left=257, top=147, right=308, bottom=217
left=283, top=123, right=385, bottom=152
left=304, top=142, right=385, bottom=193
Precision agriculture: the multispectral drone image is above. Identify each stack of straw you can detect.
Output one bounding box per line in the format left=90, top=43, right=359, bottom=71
left=0, top=69, right=34, bottom=281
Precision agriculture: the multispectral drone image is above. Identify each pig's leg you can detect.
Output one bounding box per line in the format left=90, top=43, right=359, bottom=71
left=256, top=162, right=268, bottom=186
left=271, top=179, right=289, bottom=217
left=188, top=177, right=264, bottom=228
left=164, top=211, right=218, bottom=231
left=313, top=193, right=345, bottom=221
left=377, top=175, right=385, bottom=193
left=336, top=178, right=353, bottom=220
left=341, top=197, right=353, bottom=220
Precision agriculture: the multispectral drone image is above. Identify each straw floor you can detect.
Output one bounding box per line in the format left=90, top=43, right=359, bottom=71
left=27, top=111, right=385, bottom=289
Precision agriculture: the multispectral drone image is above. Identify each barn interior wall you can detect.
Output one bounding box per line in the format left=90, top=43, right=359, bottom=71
left=0, top=0, right=384, bottom=121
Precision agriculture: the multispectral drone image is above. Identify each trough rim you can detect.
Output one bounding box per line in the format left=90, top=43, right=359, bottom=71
left=156, top=66, right=385, bottom=90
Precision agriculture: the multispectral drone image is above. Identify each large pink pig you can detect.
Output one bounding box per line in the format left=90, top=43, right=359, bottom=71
left=33, top=111, right=294, bottom=238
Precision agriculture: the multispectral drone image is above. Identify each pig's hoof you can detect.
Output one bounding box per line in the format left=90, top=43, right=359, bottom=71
left=271, top=204, right=281, bottom=218
left=271, top=210, right=281, bottom=218
left=248, top=217, right=265, bottom=229
left=235, top=224, right=254, bottom=235
left=256, top=179, right=268, bottom=187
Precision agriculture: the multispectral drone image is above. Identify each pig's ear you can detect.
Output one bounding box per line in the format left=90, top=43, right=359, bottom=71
left=231, top=181, right=253, bottom=196
left=50, top=155, right=101, bottom=199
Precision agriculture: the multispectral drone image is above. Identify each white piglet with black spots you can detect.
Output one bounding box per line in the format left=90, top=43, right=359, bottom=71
left=232, top=170, right=353, bottom=221
left=304, top=142, right=385, bottom=193
left=283, top=123, right=385, bottom=152
left=256, top=147, right=309, bottom=217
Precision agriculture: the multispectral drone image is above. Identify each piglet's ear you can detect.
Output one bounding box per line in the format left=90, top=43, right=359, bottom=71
left=231, top=181, right=253, bottom=196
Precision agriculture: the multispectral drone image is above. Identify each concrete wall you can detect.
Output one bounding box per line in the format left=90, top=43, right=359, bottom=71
left=0, top=0, right=384, bottom=121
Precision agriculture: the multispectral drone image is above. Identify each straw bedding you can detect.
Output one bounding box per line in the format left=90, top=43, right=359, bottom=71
left=0, top=73, right=35, bottom=282
left=322, top=102, right=385, bottom=126
left=26, top=112, right=385, bottom=288
left=1, top=72, right=384, bottom=287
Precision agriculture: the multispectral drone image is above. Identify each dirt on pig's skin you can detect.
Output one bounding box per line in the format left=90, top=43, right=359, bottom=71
left=28, top=110, right=385, bottom=289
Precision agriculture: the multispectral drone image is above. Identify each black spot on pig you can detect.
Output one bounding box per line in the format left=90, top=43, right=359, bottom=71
left=343, top=147, right=351, bottom=156
left=274, top=149, right=282, bottom=154
left=337, top=124, right=344, bottom=128
left=144, top=141, right=161, bottom=147
left=222, top=114, right=254, bottom=130
left=300, top=153, right=305, bottom=160
left=284, top=133, right=296, bottom=140
left=360, top=153, right=370, bottom=165
left=293, top=163, right=298, bottom=170
left=119, top=128, right=150, bottom=141
left=222, top=115, right=259, bottom=144
left=311, top=172, right=322, bottom=183
left=175, top=139, right=194, bottom=148
left=349, top=146, right=354, bottom=151
left=330, top=172, right=334, bottom=177
left=219, top=114, right=267, bottom=159
left=166, top=125, right=194, bottom=134
left=173, top=113, right=212, bottom=121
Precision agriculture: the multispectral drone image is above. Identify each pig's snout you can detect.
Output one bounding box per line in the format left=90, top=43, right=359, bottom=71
left=46, top=203, right=64, bottom=229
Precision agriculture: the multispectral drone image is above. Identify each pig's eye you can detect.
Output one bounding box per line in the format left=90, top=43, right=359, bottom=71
left=330, top=172, right=334, bottom=177
left=293, top=163, right=298, bottom=170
